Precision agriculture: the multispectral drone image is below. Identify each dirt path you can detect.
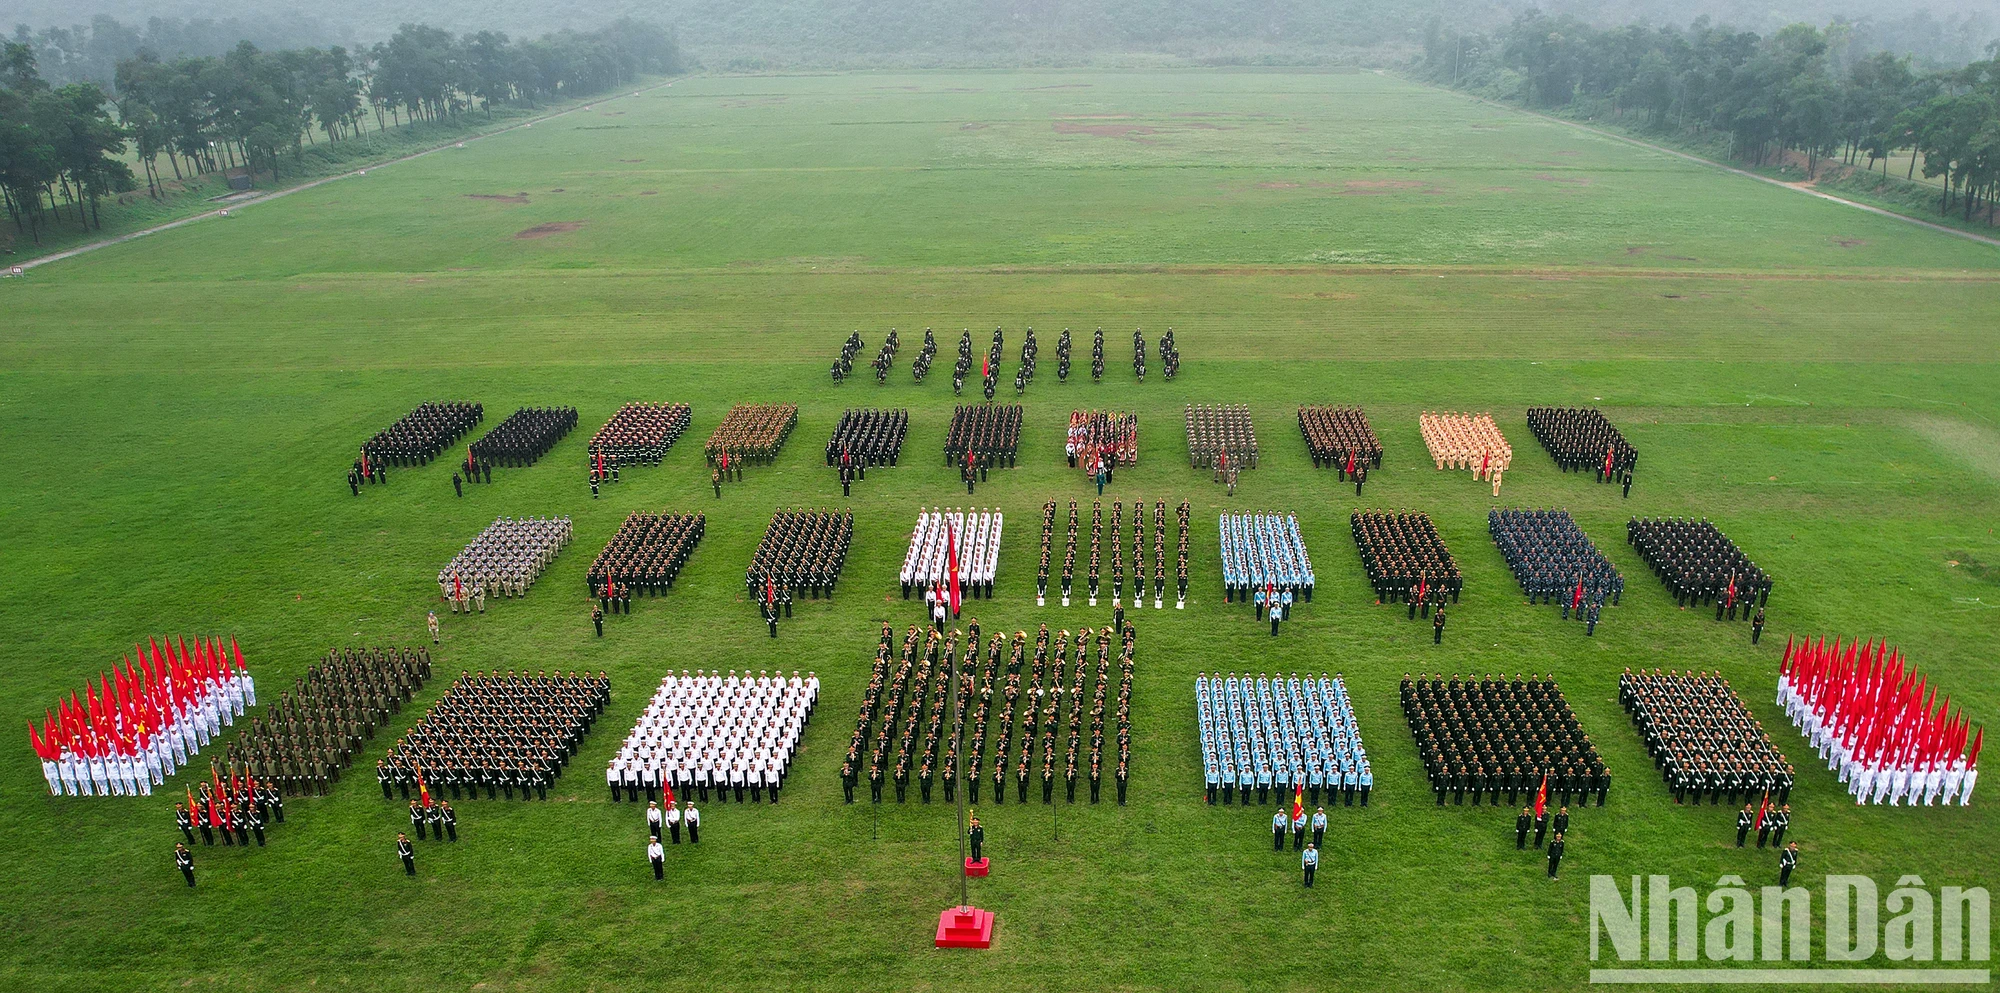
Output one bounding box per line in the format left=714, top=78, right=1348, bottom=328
left=9, top=77, right=685, bottom=275
left=1430, top=78, right=2000, bottom=251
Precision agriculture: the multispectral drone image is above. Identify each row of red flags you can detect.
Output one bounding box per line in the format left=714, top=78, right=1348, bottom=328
left=26, top=636, right=244, bottom=761
left=1782, top=634, right=1983, bottom=769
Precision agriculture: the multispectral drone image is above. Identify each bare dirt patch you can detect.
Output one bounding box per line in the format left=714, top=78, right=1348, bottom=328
left=1341, top=180, right=1427, bottom=193
left=515, top=222, right=584, bottom=239
left=1054, top=122, right=1159, bottom=139
left=617, top=158, right=645, bottom=163
left=466, top=193, right=531, bottom=204
left=1534, top=172, right=1592, bottom=186
left=1182, top=122, right=1235, bottom=130
left=1026, top=83, right=1092, bottom=90
left=1832, top=237, right=1867, bottom=248
left=1256, top=181, right=1301, bottom=190
left=640, top=191, right=659, bottom=196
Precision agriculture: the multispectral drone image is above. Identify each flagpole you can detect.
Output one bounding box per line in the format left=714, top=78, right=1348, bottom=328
left=954, top=637, right=969, bottom=910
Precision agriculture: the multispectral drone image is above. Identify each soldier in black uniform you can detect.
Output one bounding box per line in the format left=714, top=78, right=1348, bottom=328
left=176, top=843, right=196, bottom=887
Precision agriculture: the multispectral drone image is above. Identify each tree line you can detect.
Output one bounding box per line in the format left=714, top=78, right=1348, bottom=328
left=1420, top=12, right=2000, bottom=224
left=2, top=19, right=680, bottom=243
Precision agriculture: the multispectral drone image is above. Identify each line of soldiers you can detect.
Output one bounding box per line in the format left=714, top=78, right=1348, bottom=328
left=1158, top=328, right=1179, bottom=380
left=944, top=404, right=1021, bottom=468
left=870, top=328, right=901, bottom=384
left=1527, top=407, right=1638, bottom=481
left=1015, top=327, right=1038, bottom=393
left=825, top=408, right=908, bottom=474
left=831, top=330, right=865, bottom=382
left=469, top=406, right=577, bottom=469
left=1489, top=509, right=1623, bottom=632
left=1056, top=328, right=1072, bottom=382
left=1132, top=328, right=1148, bottom=381
left=223, top=647, right=432, bottom=796
left=1186, top=403, right=1256, bottom=473
left=1403, top=673, right=1611, bottom=806
left=1041, top=498, right=1187, bottom=605
left=704, top=403, right=798, bottom=468
left=1091, top=327, right=1106, bottom=381
left=176, top=774, right=287, bottom=848
left=379, top=669, right=609, bottom=802
left=362, top=401, right=483, bottom=466
left=437, top=516, right=572, bottom=608
left=746, top=509, right=852, bottom=606
left=1298, top=405, right=1383, bottom=471
left=1353, top=511, right=1463, bottom=607
left=911, top=327, right=938, bottom=382
left=1627, top=518, right=1773, bottom=618
left=1619, top=667, right=1795, bottom=806
left=587, top=402, right=690, bottom=468
left=586, top=512, right=704, bottom=600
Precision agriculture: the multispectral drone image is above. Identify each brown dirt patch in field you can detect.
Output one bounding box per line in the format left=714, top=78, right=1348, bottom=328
left=1340, top=180, right=1428, bottom=193
left=1534, top=172, right=1592, bottom=186
left=466, top=193, right=530, bottom=204
left=640, top=191, right=659, bottom=196
left=1256, top=181, right=1301, bottom=189
left=1182, top=122, right=1235, bottom=130
left=1054, top=122, right=1159, bottom=139
left=1484, top=186, right=1517, bottom=193
left=1832, top=237, right=1866, bottom=248
left=516, top=222, right=584, bottom=239
left=1554, top=149, right=1581, bottom=156
left=617, top=158, right=644, bottom=163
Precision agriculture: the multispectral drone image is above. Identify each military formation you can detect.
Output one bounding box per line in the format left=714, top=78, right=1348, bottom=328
left=469, top=406, right=578, bottom=471
left=842, top=622, right=1134, bottom=806
left=704, top=403, right=798, bottom=469
left=586, top=402, right=690, bottom=468
left=1352, top=511, right=1462, bottom=610
left=900, top=508, right=1001, bottom=600
left=1527, top=407, right=1638, bottom=482
left=1627, top=518, right=1772, bottom=619
left=1157, top=329, right=1180, bottom=380
left=1403, top=673, right=1611, bottom=807
left=1297, top=405, right=1382, bottom=472
left=1419, top=411, right=1512, bottom=494
left=1218, top=512, right=1315, bottom=621
left=830, top=330, right=866, bottom=383
left=585, top=512, right=705, bottom=603
left=1619, top=668, right=1794, bottom=806
left=745, top=509, right=853, bottom=617
left=1488, top=509, right=1623, bottom=633
left=380, top=670, right=609, bottom=802
left=1185, top=403, right=1256, bottom=476
left=178, top=772, right=289, bottom=850
left=223, top=647, right=432, bottom=797
left=1036, top=498, right=1189, bottom=607
left=1198, top=673, right=1371, bottom=808
left=607, top=669, right=818, bottom=804
left=437, top=516, right=573, bottom=610
left=943, top=403, right=1021, bottom=469
left=825, top=408, right=908, bottom=491
left=1066, top=410, right=1138, bottom=476
left=360, top=401, right=483, bottom=467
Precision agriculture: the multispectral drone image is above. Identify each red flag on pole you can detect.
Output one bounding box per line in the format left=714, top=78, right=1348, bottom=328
left=1753, top=790, right=1771, bottom=831
left=1603, top=445, right=1615, bottom=477
left=1480, top=450, right=1490, bottom=477
left=1533, top=770, right=1549, bottom=818
left=1343, top=451, right=1356, bottom=476
left=946, top=520, right=962, bottom=617
left=1291, top=784, right=1304, bottom=822
left=1572, top=577, right=1585, bottom=609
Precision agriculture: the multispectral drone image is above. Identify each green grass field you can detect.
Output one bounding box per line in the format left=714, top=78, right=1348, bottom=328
left=1, top=70, right=1996, bottom=993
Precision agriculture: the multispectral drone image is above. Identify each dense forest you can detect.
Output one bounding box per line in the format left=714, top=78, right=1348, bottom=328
left=0, top=20, right=680, bottom=242
left=1418, top=13, right=2000, bottom=224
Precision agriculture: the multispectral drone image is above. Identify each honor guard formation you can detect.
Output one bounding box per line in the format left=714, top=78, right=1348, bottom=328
left=181, top=771, right=287, bottom=850
left=1777, top=637, right=1981, bottom=806
left=381, top=669, right=609, bottom=802
left=1197, top=673, right=1371, bottom=808
left=469, top=405, right=578, bottom=472
left=943, top=403, right=1021, bottom=469
left=1075, top=498, right=1190, bottom=608
left=1626, top=517, right=1772, bottom=619
left=900, top=508, right=1002, bottom=601
left=1527, top=407, right=1638, bottom=482
left=869, top=329, right=900, bottom=384
left=1157, top=328, right=1180, bottom=380
left=746, top=508, right=854, bottom=608
left=608, top=669, right=819, bottom=804
left=830, top=330, right=865, bottom=383
left=1185, top=403, right=1257, bottom=477
left=1487, top=509, right=1623, bottom=634
left=1618, top=668, right=1793, bottom=806
left=825, top=408, right=909, bottom=475
left=1351, top=511, right=1462, bottom=611
left=437, top=516, right=573, bottom=609
left=224, top=647, right=432, bottom=798
left=31, top=636, right=253, bottom=798
left=1217, top=513, right=1315, bottom=629
left=357, top=401, right=483, bottom=476
left=1066, top=409, right=1138, bottom=476
left=1402, top=674, right=1611, bottom=807
left=1298, top=405, right=1383, bottom=472
left=586, top=402, right=691, bottom=469
left=910, top=328, right=938, bottom=383
left=585, top=512, right=705, bottom=605
left=843, top=625, right=959, bottom=804
left=704, top=403, right=799, bottom=471
left=1419, top=411, right=1512, bottom=494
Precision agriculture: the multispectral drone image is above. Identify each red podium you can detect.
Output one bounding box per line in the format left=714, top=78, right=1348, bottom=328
left=935, top=906, right=995, bottom=948
left=963, top=857, right=989, bottom=877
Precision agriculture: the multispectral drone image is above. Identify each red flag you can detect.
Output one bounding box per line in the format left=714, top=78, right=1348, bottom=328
left=454, top=573, right=463, bottom=600
left=766, top=575, right=776, bottom=609
left=231, top=637, right=245, bottom=673
left=596, top=450, right=605, bottom=475
left=1291, top=784, right=1304, bottom=822
left=1603, top=445, right=1615, bottom=477
left=1417, top=574, right=1427, bottom=604
left=1970, top=727, right=1984, bottom=768
left=1572, top=577, right=1585, bottom=609
left=1753, top=791, right=1771, bottom=831
left=417, top=765, right=431, bottom=808
left=1532, top=770, right=1549, bottom=818
left=1480, top=450, right=1490, bottom=477
left=946, top=520, right=962, bottom=616
left=1343, top=451, right=1356, bottom=476
left=982, top=354, right=990, bottom=378
left=663, top=778, right=675, bottom=807
left=362, top=453, right=371, bottom=477
left=467, top=448, right=476, bottom=474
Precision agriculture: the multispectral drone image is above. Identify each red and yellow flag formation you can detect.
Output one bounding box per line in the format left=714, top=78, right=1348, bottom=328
left=27, top=636, right=252, bottom=798
left=1776, top=635, right=1982, bottom=806
left=1291, top=784, right=1305, bottom=823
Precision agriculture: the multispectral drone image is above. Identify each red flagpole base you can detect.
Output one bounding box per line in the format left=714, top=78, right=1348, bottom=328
left=935, top=905, right=995, bottom=948
left=963, top=857, right=989, bottom=877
